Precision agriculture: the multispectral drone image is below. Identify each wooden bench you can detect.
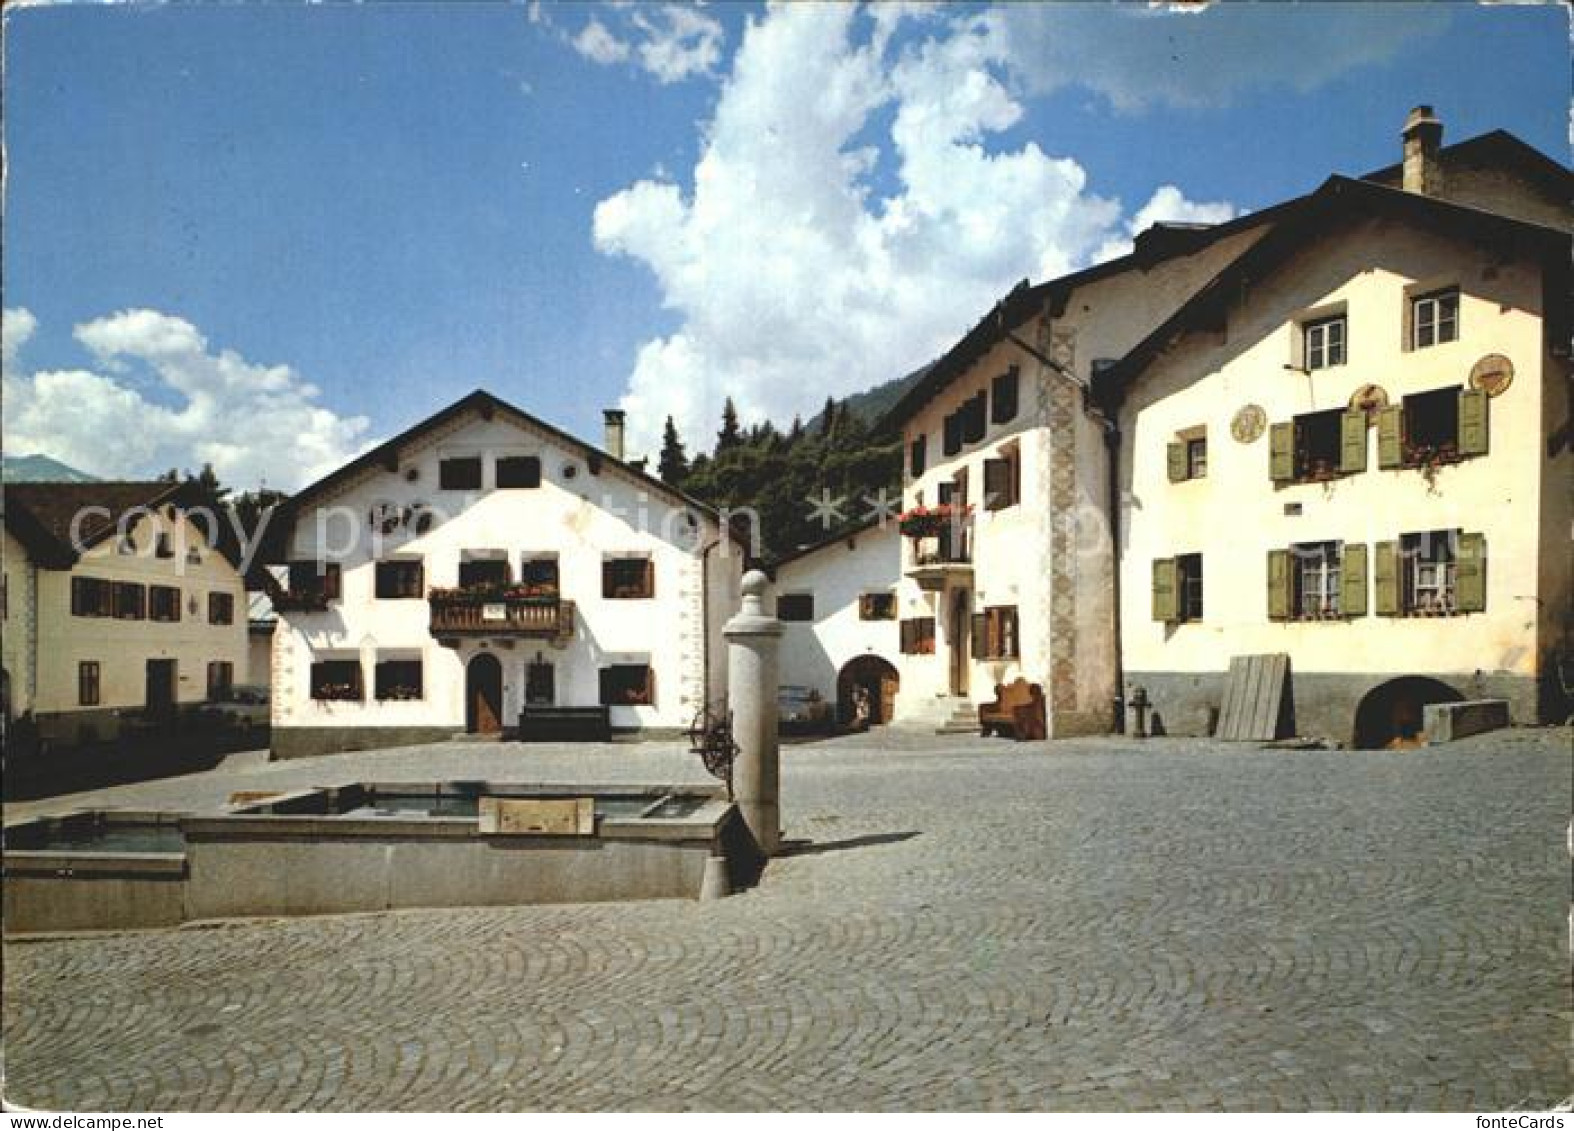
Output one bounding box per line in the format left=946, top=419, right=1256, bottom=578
left=978, top=678, right=1046, bottom=740
left=516, top=706, right=612, bottom=743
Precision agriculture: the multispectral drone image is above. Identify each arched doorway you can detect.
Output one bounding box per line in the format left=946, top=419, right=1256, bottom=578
left=466, top=653, right=504, bottom=735
left=1352, top=676, right=1464, bottom=749
left=948, top=589, right=971, bottom=696
left=838, top=655, right=900, bottom=726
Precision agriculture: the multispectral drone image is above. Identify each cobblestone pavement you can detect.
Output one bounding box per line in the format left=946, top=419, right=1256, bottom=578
left=4, top=727, right=1571, bottom=1111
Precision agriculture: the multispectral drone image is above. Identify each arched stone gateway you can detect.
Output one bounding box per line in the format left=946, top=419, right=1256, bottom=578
left=1352, top=676, right=1465, bottom=749
left=837, top=655, right=900, bottom=727
left=465, top=653, right=504, bottom=735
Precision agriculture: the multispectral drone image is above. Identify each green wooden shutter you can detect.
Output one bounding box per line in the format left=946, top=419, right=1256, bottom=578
left=1269, top=422, right=1294, bottom=482
left=1374, top=540, right=1400, bottom=616
left=1167, top=441, right=1187, bottom=483
left=1152, top=558, right=1177, bottom=622
left=1458, top=388, right=1489, bottom=457
left=1456, top=531, right=1487, bottom=612
left=1377, top=405, right=1404, bottom=469
left=1341, top=542, right=1368, bottom=618
left=1339, top=410, right=1367, bottom=474
left=1266, top=549, right=1291, bottom=620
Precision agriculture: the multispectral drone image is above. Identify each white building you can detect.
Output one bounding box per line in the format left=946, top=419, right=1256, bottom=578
left=770, top=520, right=901, bottom=725
left=265, top=391, right=742, bottom=759
left=2, top=481, right=250, bottom=748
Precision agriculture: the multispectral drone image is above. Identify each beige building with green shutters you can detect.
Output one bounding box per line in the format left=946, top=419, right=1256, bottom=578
left=1095, top=138, right=1571, bottom=745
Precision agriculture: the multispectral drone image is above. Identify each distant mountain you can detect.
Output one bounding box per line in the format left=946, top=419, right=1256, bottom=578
left=805, top=363, right=931, bottom=436
left=2, top=454, right=101, bottom=483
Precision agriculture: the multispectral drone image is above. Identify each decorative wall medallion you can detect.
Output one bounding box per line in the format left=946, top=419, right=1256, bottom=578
left=1348, top=383, right=1390, bottom=422
left=1230, top=404, right=1267, bottom=443
left=1468, top=354, right=1514, bottom=397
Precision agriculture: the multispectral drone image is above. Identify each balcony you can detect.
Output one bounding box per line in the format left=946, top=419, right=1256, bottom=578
left=428, top=592, right=576, bottom=641
left=905, top=535, right=973, bottom=591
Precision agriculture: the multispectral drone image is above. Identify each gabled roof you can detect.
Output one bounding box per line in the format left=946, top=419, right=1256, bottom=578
left=1361, top=128, right=1574, bottom=201
left=274, top=389, right=722, bottom=536
left=1091, top=175, right=1572, bottom=409
left=876, top=201, right=1296, bottom=433
left=3, top=480, right=196, bottom=569
left=767, top=516, right=887, bottom=574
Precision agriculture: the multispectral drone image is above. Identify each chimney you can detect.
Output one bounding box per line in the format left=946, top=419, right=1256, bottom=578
left=1401, top=105, right=1444, bottom=196
left=603, top=409, right=626, bottom=462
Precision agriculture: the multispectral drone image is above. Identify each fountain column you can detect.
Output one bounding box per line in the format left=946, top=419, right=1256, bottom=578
left=724, top=569, right=782, bottom=857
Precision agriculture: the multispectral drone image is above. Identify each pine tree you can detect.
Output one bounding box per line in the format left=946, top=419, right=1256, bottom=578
left=657, top=416, right=690, bottom=486
left=817, top=396, right=838, bottom=438
left=717, top=397, right=743, bottom=452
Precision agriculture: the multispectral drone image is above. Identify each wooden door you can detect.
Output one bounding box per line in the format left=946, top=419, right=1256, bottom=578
left=525, top=661, right=555, bottom=706
left=146, top=659, right=177, bottom=720
left=949, top=590, right=970, bottom=696
left=466, top=653, right=503, bottom=735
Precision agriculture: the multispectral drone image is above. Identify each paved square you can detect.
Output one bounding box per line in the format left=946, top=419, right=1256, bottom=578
left=4, top=727, right=1570, bottom=1110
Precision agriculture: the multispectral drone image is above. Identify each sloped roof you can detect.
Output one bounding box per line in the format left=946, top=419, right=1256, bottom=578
left=1361, top=128, right=1574, bottom=201
left=1091, top=175, right=1572, bottom=409
left=3, top=480, right=193, bottom=568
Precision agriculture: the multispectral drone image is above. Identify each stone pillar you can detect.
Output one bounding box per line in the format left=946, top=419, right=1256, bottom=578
left=724, top=569, right=782, bottom=857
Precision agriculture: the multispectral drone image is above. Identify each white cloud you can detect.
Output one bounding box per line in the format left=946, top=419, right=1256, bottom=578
left=594, top=5, right=1247, bottom=456
left=572, top=18, right=630, bottom=66
left=2, top=307, right=38, bottom=373
left=2, top=309, right=373, bottom=491
left=1091, top=184, right=1239, bottom=264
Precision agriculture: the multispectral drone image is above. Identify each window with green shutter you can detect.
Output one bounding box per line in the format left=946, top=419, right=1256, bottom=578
left=1340, top=542, right=1368, bottom=617
left=1373, top=540, right=1400, bottom=615
left=1456, top=531, right=1486, bottom=612
left=1269, top=422, right=1294, bottom=482
left=1338, top=409, right=1367, bottom=474
left=1152, top=558, right=1177, bottom=622
left=1266, top=549, right=1291, bottom=620
left=1167, top=441, right=1187, bottom=483
left=1457, top=388, right=1489, bottom=457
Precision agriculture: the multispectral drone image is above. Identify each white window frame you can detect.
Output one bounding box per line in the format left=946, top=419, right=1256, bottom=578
left=1293, top=542, right=1341, bottom=619
left=1411, top=289, right=1459, bottom=350
left=1303, top=316, right=1346, bottom=370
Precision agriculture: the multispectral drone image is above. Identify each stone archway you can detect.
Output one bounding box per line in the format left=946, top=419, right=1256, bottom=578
left=1352, top=676, right=1465, bottom=749
left=837, top=655, right=900, bottom=727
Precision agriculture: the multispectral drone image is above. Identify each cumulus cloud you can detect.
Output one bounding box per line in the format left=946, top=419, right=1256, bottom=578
left=593, top=5, right=1246, bottom=455
left=1090, top=184, right=1239, bottom=264
left=2, top=309, right=374, bottom=491
left=560, top=3, right=724, bottom=84
left=2, top=307, right=38, bottom=372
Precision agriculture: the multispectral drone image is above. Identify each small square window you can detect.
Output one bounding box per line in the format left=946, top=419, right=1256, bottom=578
left=859, top=593, right=896, bottom=621
left=777, top=593, right=815, bottom=621
left=208, top=592, right=235, bottom=625
left=496, top=456, right=542, bottom=489
left=1412, top=289, right=1459, bottom=350
left=1303, top=316, right=1346, bottom=370
left=375, top=659, right=424, bottom=701
left=438, top=457, right=482, bottom=491
left=375, top=560, right=425, bottom=599
left=603, top=558, right=654, bottom=599
left=310, top=660, right=363, bottom=702
left=599, top=664, right=654, bottom=707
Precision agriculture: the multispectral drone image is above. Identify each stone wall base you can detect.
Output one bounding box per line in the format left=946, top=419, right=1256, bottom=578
left=1126, top=669, right=1546, bottom=745
left=270, top=726, right=458, bottom=761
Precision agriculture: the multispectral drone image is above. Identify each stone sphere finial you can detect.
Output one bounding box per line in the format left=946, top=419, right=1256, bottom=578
left=741, top=569, right=769, bottom=599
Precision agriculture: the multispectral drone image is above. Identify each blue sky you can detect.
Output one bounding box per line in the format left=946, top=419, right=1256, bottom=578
left=2, top=1, right=1567, bottom=490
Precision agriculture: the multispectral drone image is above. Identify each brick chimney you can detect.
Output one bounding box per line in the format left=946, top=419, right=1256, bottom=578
left=1401, top=105, right=1444, bottom=196
left=603, top=409, right=626, bottom=461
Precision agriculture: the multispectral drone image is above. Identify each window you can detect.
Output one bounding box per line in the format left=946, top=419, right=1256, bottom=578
left=970, top=606, right=1020, bottom=660
left=1152, top=555, right=1203, bottom=623
left=983, top=448, right=1020, bottom=510
left=375, top=560, right=425, bottom=599
left=961, top=391, right=988, bottom=444
left=899, top=617, right=936, bottom=655
left=603, top=557, right=654, bottom=599
left=1303, top=315, right=1345, bottom=369
left=520, top=556, right=560, bottom=596
left=1167, top=432, right=1208, bottom=482
left=207, top=661, right=234, bottom=700
left=78, top=661, right=100, bottom=707
left=1270, top=409, right=1367, bottom=482
left=942, top=412, right=963, bottom=457
left=859, top=593, right=896, bottom=620
left=457, top=558, right=510, bottom=590
left=375, top=659, right=424, bottom=701
left=1378, top=387, right=1488, bottom=469
left=1377, top=531, right=1484, bottom=617
left=310, top=659, right=363, bottom=702
left=113, top=582, right=146, bottom=620
left=286, top=561, right=342, bottom=603
left=599, top=664, right=654, bottom=706
left=1294, top=409, right=1342, bottom=481
left=777, top=593, right=814, bottom=622
left=209, top=592, right=235, bottom=625
left=1412, top=289, right=1459, bottom=349
left=149, top=585, right=181, bottom=622
left=991, top=367, right=1020, bottom=424
left=496, top=456, right=542, bottom=489
left=71, top=577, right=113, bottom=617
left=1292, top=542, right=1342, bottom=619
left=909, top=435, right=927, bottom=478
left=438, top=456, right=482, bottom=491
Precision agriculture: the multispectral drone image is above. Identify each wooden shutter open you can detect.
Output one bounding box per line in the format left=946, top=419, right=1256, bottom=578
left=1266, top=549, right=1291, bottom=620
left=1152, top=558, right=1177, bottom=622
left=1457, top=388, right=1489, bottom=457
left=1373, top=540, right=1400, bottom=615
left=984, top=458, right=1012, bottom=509
left=1167, top=441, right=1187, bottom=483
left=1377, top=405, right=1404, bottom=469
left=1456, top=531, right=1486, bottom=612
left=1340, top=542, right=1368, bottom=618
left=324, top=563, right=342, bottom=600
left=1339, top=410, right=1367, bottom=474
left=1269, top=422, right=1294, bottom=482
